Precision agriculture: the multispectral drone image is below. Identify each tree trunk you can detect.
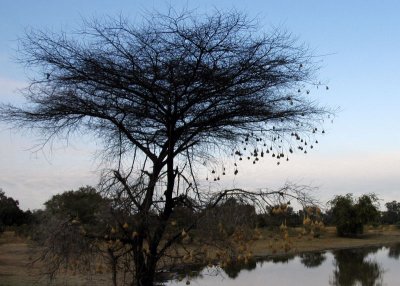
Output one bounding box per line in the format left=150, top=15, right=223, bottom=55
left=134, top=132, right=176, bottom=285
left=135, top=259, right=156, bottom=286
left=108, top=248, right=118, bottom=286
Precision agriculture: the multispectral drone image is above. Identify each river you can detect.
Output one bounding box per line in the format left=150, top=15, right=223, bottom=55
left=167, top=243, right=400, bottom=285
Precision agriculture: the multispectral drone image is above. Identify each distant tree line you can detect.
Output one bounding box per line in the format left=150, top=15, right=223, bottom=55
left=2, top=188, right=398, bottom=238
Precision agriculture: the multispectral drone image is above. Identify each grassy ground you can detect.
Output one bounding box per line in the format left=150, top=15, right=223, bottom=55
left=0, top=231, right=111, bottom=286
left=1, top=226, right=400, bottom=285
left=251, top=225, right=400, bottom=258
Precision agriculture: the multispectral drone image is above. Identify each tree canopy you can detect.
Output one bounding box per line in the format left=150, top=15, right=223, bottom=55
left=3, top=11, right=329, bottom=172
left=41, top=186, right=113, bottom=239
left=44, top=186, right=110, bottom=225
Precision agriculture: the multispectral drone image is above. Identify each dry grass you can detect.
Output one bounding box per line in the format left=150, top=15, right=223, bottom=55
left=0, top=231, right=111, bottom=286
left=250, top=225, right=400, bottom=258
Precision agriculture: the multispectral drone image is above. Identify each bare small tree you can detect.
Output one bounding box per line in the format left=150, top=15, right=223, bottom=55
left=1, top=9, right=332, bottom=285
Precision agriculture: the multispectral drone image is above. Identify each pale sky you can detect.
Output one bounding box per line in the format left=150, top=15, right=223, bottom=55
left=0, top=0, right=399, bottom=210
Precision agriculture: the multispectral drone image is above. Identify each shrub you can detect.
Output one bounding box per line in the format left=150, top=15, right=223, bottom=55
left=329, top=194, right=380, bottom=237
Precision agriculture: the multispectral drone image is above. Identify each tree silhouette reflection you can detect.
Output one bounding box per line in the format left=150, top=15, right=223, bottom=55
left=263, top=254, right=296, bottom=264
left=388, top=243, right=400, bottom=260
left=222, top=259, right=257, bottom=278
left=330, top=247, right=383, bottom=286
left=300, top=252, right=326, bottom=268
left=222, top=254, right=297, bottom=278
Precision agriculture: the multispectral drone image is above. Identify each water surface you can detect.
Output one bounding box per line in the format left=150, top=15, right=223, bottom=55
left=167, top=243, right=400, bottom=286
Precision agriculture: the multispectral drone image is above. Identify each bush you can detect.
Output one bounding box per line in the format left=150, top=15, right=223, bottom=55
left=0, top=189, right=30, bottom=230
left=336, top=221, right=363, bottom=237
left=329, top=194, right=380, bottom=237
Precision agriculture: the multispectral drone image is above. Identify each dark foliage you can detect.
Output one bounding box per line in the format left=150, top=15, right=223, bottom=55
left=329, top=194, right=380, bottom=237
left=382, top=201, right=400, bottom=225
left=0, top=189, right=31, bottom=232
left=44, top=185, right=112, bottom=227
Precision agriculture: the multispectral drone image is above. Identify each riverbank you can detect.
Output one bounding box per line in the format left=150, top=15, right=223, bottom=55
left=1, top=226, right=400, bottom=285
left=251, top=225, right=400, bottom=259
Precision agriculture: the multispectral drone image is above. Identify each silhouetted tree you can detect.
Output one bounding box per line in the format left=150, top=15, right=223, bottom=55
left=36, top=187, right=126, bottom=284
left=44, top=186, right=111, bottom=226
left=0, top=189, right=26, bottom=232
left=382, top=201, right=400, bottom=224
left=329, top=194, right=380, bottom=237
left=1, top=10, right=331, bottom=285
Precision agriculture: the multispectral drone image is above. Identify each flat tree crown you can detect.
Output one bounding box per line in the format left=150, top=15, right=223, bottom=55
left=3, top=11, right=329, bottom=167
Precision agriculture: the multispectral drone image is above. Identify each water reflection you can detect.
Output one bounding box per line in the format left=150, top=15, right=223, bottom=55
left=222, top=259, right=257, bottom=278
left=262, top=254, right=295, bottom=264
left=388, top=243, right=400, bottom=260
left=330, top=247, right=383, bottom=286
left=300, top=252, right=326, bottom=268
left=221, top=254, right=298, bottom=279
left=167, top=244, right=400, bottom=286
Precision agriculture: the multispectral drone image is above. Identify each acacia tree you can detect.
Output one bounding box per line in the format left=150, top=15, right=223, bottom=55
left=1, top=10, right=331, bottom=285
